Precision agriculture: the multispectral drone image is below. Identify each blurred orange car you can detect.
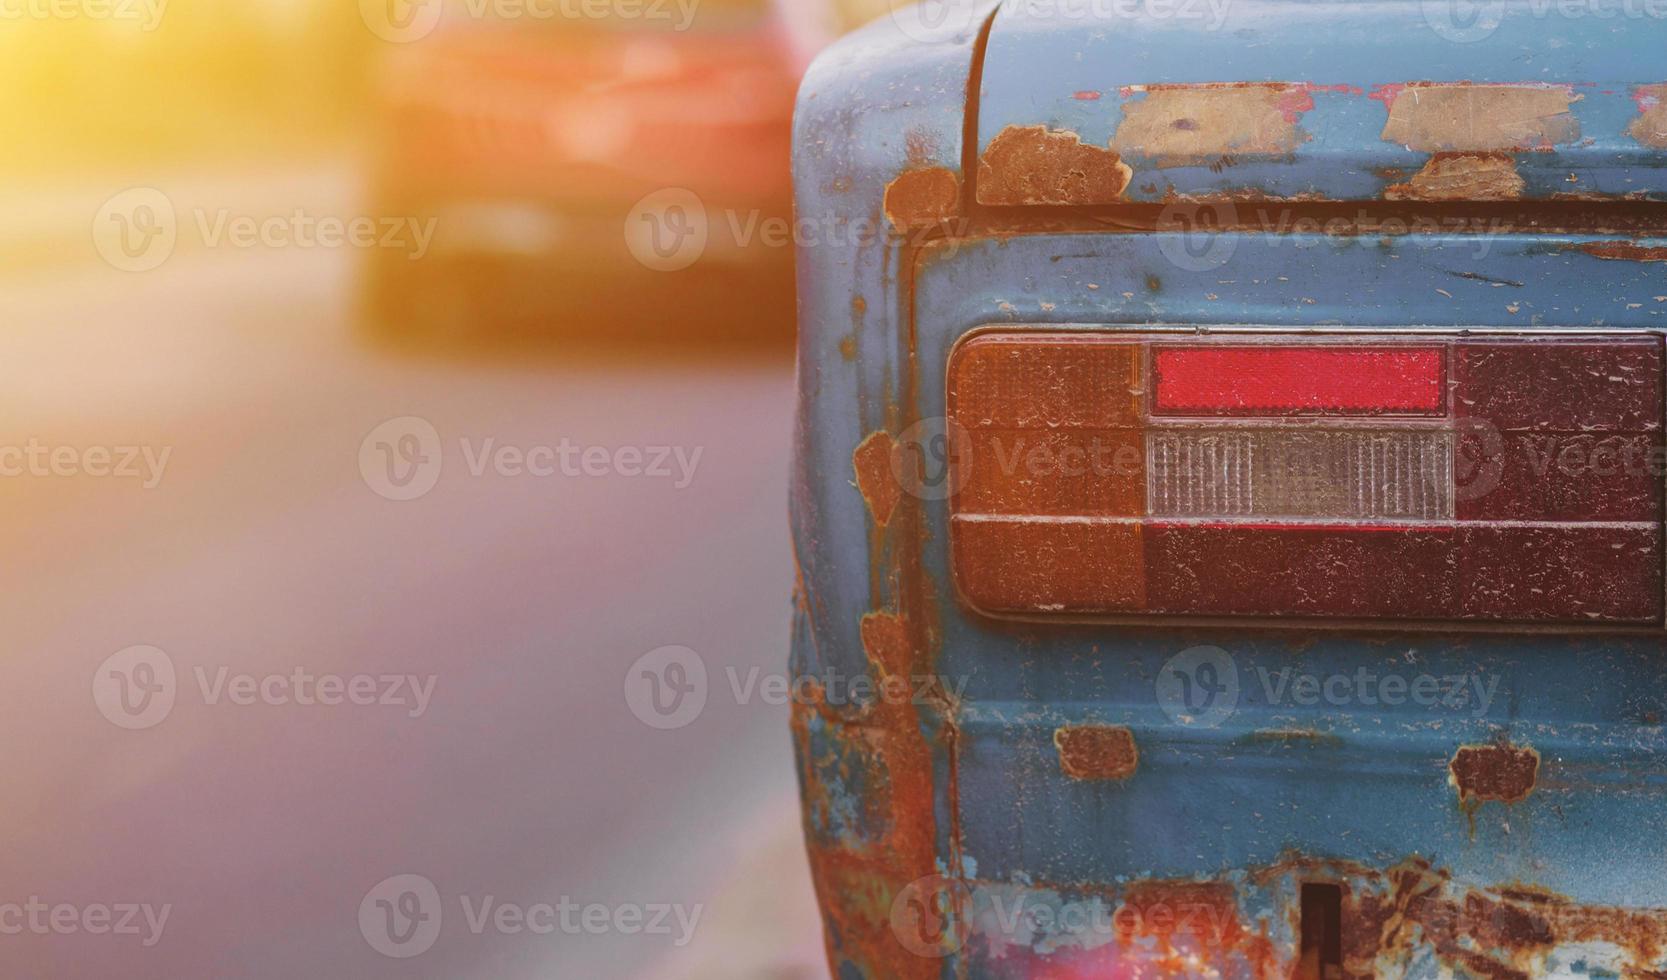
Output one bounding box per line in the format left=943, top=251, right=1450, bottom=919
left=361, top=0, right=824, bottom=346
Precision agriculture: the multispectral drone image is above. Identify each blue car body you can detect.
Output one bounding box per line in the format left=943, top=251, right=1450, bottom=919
left=790, top=3, right=1667, bottom=977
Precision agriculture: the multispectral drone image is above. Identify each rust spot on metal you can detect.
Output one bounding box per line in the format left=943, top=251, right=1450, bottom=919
left=1112, top=84, right=1314, bottom=168
left=1571, top=241, right=1667, bottom=263
left=1385, top=152, right=1525, bottom=201
left=903, top=128, right=937, bottom=168
left=1630, top=84, right=1667, bottom=149
left=840, top=296, right=865, bottom=362
left=860, top=610, right=913, bottom=679
left=1237, top=728, right=1346, bottom=749
left=883, top=167, right=960, bottom=232
left=1249, top=853, right=1667, bottom=978
left=853, top=431, right=902, bottom=528
left=952, top=853, right=1667, bottom=977
left=1450, top=739, right=1540, bottom=806
left=1054, top=725, right=1139, bottom=780
left=1378, top=83, right=1581, bottom=152
left=1118, top=879, right=1265, bottom=970
left=976, top=125, right=1133, bottom=206
left=1352, top=857, right=1667, bottom=979
left=793, top=611, right=944, bottom=979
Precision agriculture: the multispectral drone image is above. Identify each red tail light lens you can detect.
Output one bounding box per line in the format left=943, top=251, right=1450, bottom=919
left=948, top=332, right=1665, bottom=627
left=1152, top=346, right=1446, bottom=416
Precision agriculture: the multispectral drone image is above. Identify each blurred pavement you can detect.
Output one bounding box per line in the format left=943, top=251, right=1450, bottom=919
left=0, top=234, right=824, bottom=978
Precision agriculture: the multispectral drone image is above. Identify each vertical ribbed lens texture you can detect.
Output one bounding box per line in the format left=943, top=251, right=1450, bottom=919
left=1147, top=430, right=1454, bottom=520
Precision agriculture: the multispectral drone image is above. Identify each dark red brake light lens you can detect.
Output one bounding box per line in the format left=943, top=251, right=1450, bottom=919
left=948, top=332, right=1665, bottom=627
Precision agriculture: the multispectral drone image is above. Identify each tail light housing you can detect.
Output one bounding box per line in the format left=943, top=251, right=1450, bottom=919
left=948, top=331, right=1665, bottom=628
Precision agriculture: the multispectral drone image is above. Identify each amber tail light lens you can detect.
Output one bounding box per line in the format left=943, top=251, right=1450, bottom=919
left=948, top=332, right=1665, bottom=627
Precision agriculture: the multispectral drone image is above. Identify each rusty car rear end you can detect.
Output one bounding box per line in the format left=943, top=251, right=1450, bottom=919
left=789, top=2, right=1667, bottom=977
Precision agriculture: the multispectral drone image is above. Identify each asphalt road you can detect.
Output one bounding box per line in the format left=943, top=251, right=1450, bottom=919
left=0, top=245, right=823, bottom=979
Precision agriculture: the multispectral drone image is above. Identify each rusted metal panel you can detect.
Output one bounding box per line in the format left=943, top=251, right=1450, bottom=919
left=1053, top=725, right=1139, bottom=780
left=976, top=125, right=1133, bottom=207
left=1111, top=84, right=1315, bottom=168
left=975, top=1, right=1667, bottom=201
left=790, top=8, right=982, bottom=977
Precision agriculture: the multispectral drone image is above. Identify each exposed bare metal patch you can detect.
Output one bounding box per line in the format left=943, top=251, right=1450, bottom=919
left=1630, top=84, right=1667, bottom=148
left=1571, top=241, right=1667, bottom=263
left=884, top=167, right=960, bottom=231
left=1378, top=84, right=1580, bottom=152
left=977, top=125, right=1133, bottom=206
left=1450, top=740, right=1540, bottom=806
left=1055, top=725, right=1139, bottom=780
left=853, top=431, right=902, bottom=527
left=1385, top=152, right=1525, bottom=201
left=1112, top=84, right=1314, bottom=169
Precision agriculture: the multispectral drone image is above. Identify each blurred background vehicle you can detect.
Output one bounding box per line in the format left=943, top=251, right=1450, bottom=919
left=360, top=0, right=815, bottom=348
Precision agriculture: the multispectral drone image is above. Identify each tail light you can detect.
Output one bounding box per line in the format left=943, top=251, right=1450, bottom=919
left=948, top=331, right=1665, bottom=627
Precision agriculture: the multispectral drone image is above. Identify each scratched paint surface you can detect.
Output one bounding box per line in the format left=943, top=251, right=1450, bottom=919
left=977, top=1, right=1667, bottom=201
left=791, top=3, right=1667, bottom=979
